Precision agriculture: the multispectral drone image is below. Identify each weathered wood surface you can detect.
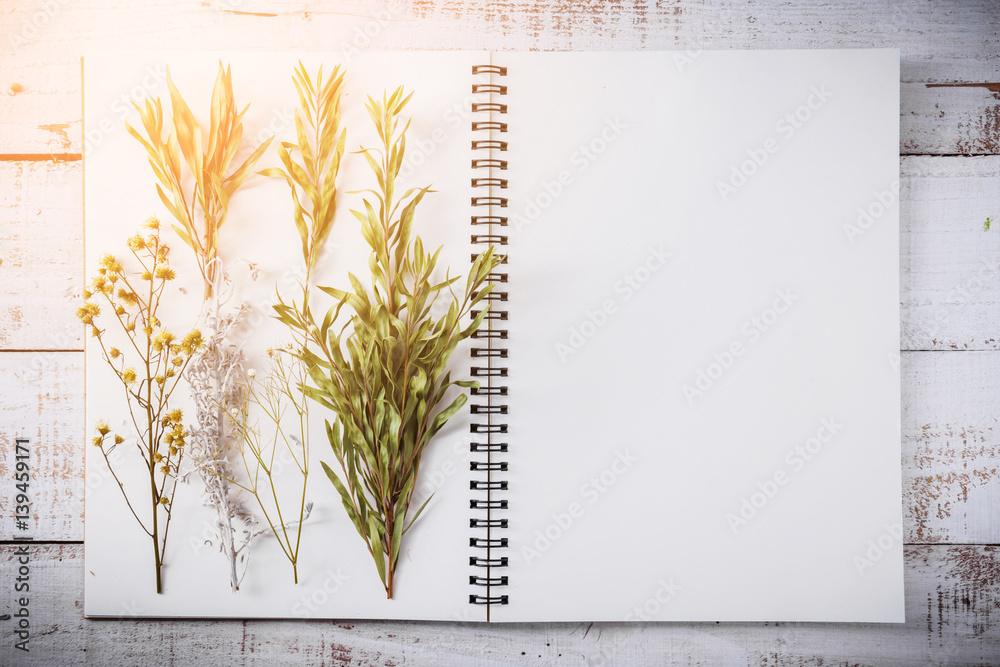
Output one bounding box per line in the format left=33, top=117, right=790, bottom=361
left=1, top=1, right=999, bottom=156
left=2, top=0, right=999, bottom=664
left=0, top=159, right=81, bottom=351
left=0, top=544, right=997, bottom=665
left=5, top=156, right=999, bottom=351
left=901, top=157, right=1000, bottom=352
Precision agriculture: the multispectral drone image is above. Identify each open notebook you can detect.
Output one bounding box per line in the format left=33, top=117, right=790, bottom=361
left=83, top=49, right=902, bottom=622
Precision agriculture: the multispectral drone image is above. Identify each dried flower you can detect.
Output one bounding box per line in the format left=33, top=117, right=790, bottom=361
left=85, top=222, right=202, bottom=594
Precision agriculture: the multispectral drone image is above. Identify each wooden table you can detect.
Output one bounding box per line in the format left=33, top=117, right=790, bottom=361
left=1, top=1, right=998, bottom=664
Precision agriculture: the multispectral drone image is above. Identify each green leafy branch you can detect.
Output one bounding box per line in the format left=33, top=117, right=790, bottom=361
left=275, top=87, right=502, bottom=598
left=260, top=61, right=347, bottom=288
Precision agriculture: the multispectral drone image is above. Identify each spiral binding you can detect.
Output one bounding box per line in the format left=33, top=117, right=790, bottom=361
left=469, top=62, right=509, bottom=615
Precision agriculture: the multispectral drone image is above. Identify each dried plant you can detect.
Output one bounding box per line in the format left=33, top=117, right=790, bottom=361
left=222, top=348, right=314, bottom=584
left=188, top=61, right=350, bottom=584
left=260, top=61, right=347, bottom=287
left=127, top=62, right=272, bottom=299
left=275, top=88, right=502, bottom=598
left=79, top=218, right=204, bottom=593
left=182, top=269, right=259, bottom=592
left=129, top=62, right=289, bottom=590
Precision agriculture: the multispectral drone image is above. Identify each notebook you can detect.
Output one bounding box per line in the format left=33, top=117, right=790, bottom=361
left=82, top=49, right=903, bottom=622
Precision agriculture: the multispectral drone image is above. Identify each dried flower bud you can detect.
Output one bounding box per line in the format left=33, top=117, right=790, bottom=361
left=159, top=497, right=169, bottom=505
left=155, top=265, right=176, bottom=281
left=109, top=347, right=121, bottom=359
left=114, top=435, right=124, bottom=444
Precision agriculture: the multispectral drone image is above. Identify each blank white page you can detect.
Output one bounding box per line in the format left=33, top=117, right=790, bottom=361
left=497, top=50, right=902, bottom=622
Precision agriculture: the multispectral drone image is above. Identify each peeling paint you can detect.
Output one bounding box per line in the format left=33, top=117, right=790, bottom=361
left=38, top=123, right=72, bottom=150
left=906, top=424, right=999, bottom=542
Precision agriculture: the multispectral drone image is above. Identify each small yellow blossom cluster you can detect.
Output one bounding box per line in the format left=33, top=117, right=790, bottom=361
left=152, top=408, right=188, bottom=485
left=77, top=220, right=177, bottom=342
left=91, top=419, right=126, bottom=449
left=81, top=221, right=204, bottom=520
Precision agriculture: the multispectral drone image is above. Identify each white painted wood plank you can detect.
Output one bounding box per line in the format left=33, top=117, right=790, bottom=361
left=4, top=154, right=998, bottom=351
left=0, top=352, right=83, bottom=541
left=0, top=544, right=995, bottom=665
left=2, top=350, right=995, bottom=545
left=1, top=0, right=999, bottom=154
left=901, top=156, right=1000, bottom=351
left=902, top=351, right=1000, bottom=545
left=0, top=159, right=82, bottom=350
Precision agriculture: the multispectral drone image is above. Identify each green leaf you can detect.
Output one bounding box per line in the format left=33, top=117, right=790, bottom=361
left=402, top=494, right=432, bottom=535
left=368, top=514, right=387, bottom=587
left=322, top=461, right=364, bottom=539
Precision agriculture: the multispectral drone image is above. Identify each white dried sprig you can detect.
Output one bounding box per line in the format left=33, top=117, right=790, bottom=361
left=182, top=259, right=259, bottom=592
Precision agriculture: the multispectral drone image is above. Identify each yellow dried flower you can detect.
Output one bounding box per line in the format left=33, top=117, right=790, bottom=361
left=96, top=420, right=111, bottom=436
left=145, top=216, right=160, bottom=230
left=109, top=347, right=121, bottom=359
left=159, top=497, right=168, bottom=505
left=155, top=265, right=176, bottom=281
left=122, top=368, right=137, bottom=384
left=76, top=303, right=98, bottom=325
left=114, top=435, right=125, bottom=444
